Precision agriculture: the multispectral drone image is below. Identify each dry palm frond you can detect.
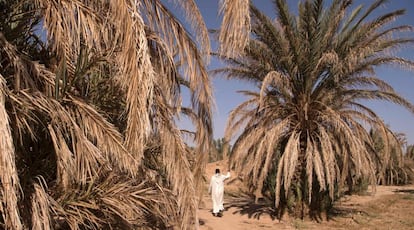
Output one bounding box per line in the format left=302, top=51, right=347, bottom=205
left=46, top=101, right=108, bottom=186
left=152, top=91, right=198, bottom=229
left=31, top=179, right=52, bottom=230
left=282, top=131, right=300, bottom=196
left=4, top=54, right=139, bottom=182
left=35, top=0, right=154, bottom=161
left=0, top=74, right=22, bottom=229
left=163, top=0, right=210, bottom=58
left=0, top=192, right=3, bottom=228
left=305, top=134, right=315, bottom=202
left=141, top=0, right=214, bottom=170
left=251, top=119, right=290, bottom=200
left=47, top=124, right=76, bottom=189
left=317, top=126, right=337, bottom=199
left=47, top=173, right=176, bottom=229
left=406, top=145, right=414, bottom=160
left=218, top=0, right=251, bottom=58
left=115, top=1, right=154, bottom=162
left=12, top=91, right=109, bottom=188
left=259, top=71, right=291, bottom=109
left=148, top=75, right=208, bottom=228
left=0, top=30, right=55, bottom=137
left=69, top=97, right=140, bottom=177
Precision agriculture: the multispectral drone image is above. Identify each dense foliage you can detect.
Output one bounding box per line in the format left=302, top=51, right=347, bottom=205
left=0, top=0, right=231, bottom=228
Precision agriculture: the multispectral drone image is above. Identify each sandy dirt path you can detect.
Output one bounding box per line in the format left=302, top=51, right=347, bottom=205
left=198, top=195, right=294, bottom=230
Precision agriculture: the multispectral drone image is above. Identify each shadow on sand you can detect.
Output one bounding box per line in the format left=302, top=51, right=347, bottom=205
left=393, top=189, right=414, bottom=194
left=225, top=195, right=278, bottom=220
left=225, top=193, right=370, bottom=223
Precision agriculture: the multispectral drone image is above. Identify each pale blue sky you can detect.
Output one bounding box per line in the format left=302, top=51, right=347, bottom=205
left=178, top=0, right=414, bottom=145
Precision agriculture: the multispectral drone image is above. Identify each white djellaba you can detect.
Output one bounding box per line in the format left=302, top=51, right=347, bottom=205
left=208, top=169, right=231, bottom=215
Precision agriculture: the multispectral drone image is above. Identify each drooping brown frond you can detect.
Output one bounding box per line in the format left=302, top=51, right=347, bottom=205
left=168, top=0, right=211, bottom=58
left=13, top=91, right=109, bottom=188
left=35, top=0, right=154, bottom=162
left=31, top=180, right=52, bottom=230
left=47, top=124, right=75, bottom=190
left=0, top=74, right=22, bottom=229
left=151, top=88, right=198, bottom=228
left=111, top=1, right=155, bottom=163
left=219, top=0, right=251, bottom=58
left=69, top=97, right=140, bottom=177
left=48, top=173, right=176, bottom=229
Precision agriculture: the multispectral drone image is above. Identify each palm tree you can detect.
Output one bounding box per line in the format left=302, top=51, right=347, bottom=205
left=370, top=129, right=412, bottom=185
left=0, top=0, right=228, bottom=228
left=407, top=145, right=414, bottom=160
left=207, top=138, right=232, bottom=162
left=216, top=0, right=414, bottom=218
left=405, top=144, right=414, bottom=173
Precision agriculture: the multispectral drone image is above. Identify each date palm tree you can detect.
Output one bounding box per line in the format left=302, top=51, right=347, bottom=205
left=407, top=145, right=414, bottom=160
left=216, top=0, right=414, bottom=218
left=370, top=129, right=413, bottom=185
left=0, top=0, right=237, bottom=228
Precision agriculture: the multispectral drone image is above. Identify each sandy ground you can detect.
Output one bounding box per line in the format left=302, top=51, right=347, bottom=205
left=199, top=161, right=414, bottom=230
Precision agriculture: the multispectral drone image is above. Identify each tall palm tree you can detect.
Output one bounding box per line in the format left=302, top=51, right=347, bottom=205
left=0, top=0, right=237, bottom=228
left=216, top=0, right=414, bottom=218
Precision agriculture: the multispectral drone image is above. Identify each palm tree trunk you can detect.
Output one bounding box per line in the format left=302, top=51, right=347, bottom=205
left=292, top=143, right=308, bottom=219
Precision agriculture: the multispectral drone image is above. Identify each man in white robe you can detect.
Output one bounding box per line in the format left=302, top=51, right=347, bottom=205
left=208, top=168, right=230, bottom=217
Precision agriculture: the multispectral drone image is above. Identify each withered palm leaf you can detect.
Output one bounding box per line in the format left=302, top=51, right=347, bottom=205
left=31, top=174, right=176, bottom=229
left=218, top=0, right=251, bottom=58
